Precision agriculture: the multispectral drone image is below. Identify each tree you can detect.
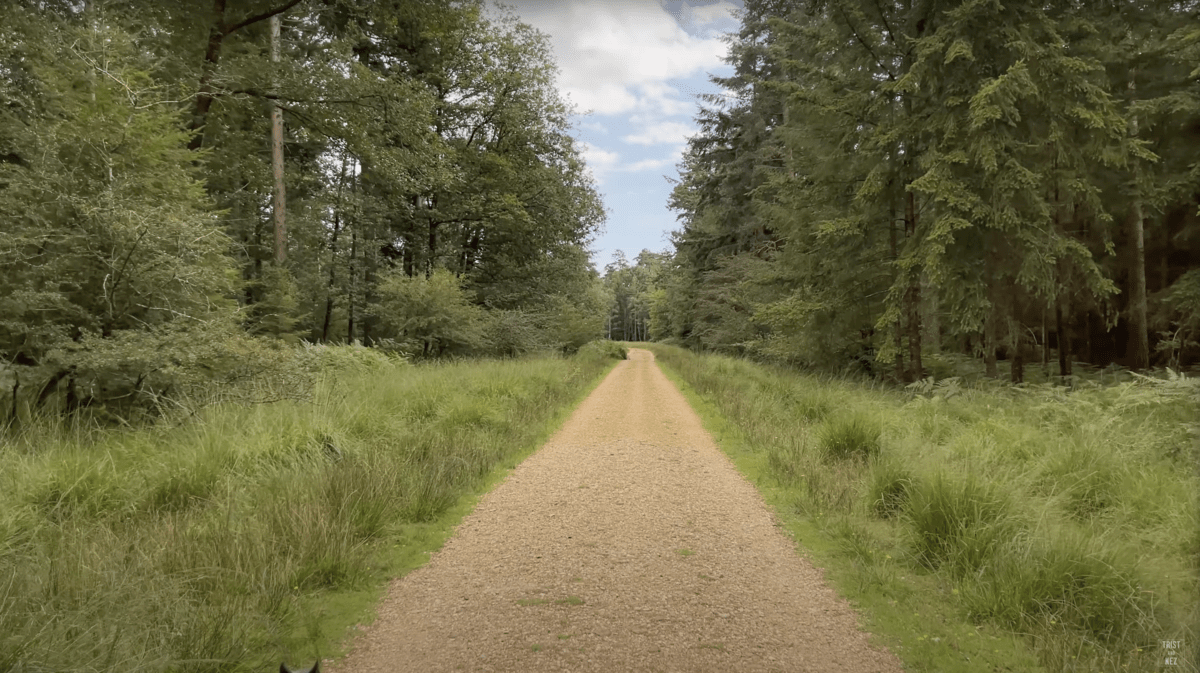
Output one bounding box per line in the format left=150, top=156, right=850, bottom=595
left=0, top=7, right=238, bottom=415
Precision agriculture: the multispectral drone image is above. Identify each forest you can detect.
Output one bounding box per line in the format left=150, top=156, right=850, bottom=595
left=0, top=2, right=1197, bottom=671
left=604, top=0, right=1200, bottom=383
left=1, top=0, right=609, bottom=423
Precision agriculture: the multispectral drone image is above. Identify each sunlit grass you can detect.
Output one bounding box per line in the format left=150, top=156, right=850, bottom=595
left=648, top=343, right=1198, bottom=673
left=0, top=345, right=620, bottom=672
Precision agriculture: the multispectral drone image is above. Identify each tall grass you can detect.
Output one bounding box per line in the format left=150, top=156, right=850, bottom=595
left=0, top=345, right=620, bottom=672
left=649, top=343, right=1199, bottom=673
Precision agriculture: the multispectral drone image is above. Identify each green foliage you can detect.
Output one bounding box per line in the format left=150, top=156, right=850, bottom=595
left=648, top=343, right=1197, bottom=672
left=904, top=472, right=1016, bottom=576
left=867, top=457, right=917, bottom=519
left=2, top=0, right=610, bottom=423
left=816, top=411, right=882, bottom=461
left=0, top=7, right=241, bottom=417
left=373, top=269, right=487, bottom=357
left=0, top=352, right=616, bottom=671
left=297, top=342, right=406, bottom=374
left=247, top=266, right=303, bottom=341
left=661, top=0, right=1200, bottom=376
left=575, top=340, right=628, bottom=364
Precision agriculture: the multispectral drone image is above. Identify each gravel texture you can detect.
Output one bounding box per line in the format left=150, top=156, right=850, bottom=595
left=334, top=348, right=903, bottom=673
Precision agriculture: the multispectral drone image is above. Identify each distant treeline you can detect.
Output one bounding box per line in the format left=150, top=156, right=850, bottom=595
left=607, top=1, right=1200, bottom=381
left=1, top=1, right=608, bottom=421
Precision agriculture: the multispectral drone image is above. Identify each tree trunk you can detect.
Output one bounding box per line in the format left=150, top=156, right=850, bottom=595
left=1010, top=338, right=1024, bottom=383
left=270, top=14, right=287, bottom=264
left=187, top=0, right=305, bottom=151
left=1084, top=311, right=1094, bottom=364
left=983, top=230, right=999, bottom=378
left=924, top=276, right=941, bottom=355
left=984, top=317, right=998, bottom=378
left=1055, top=290, right=1071, bottom=378
left=1041, top=307, right=1049, bottom=377
left=905, top=192, right=922, bottom=382
left=320, top=154, right=348, bottom=343
left=1127, top=202, right=1149, bottom=368
left=347, top=230, right=357, bottom=343
left=362, top=242, right=377, bottom=347
left=9, top=373, right=18, bottom=428
left=187, top=0, right=228, bottom=151
left=889, top=192, right=904, bottom=380
left=1009, top=296, right=1024, bottom=384
left=404, top=196, right=417, bottom=278
left=1126, top=75, right=1149, bottom=369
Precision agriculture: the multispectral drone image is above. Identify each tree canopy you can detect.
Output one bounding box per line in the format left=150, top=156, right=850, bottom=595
left=637, top=0, right=1200, bottom=380
left=1, top=0, right=608, bottom=421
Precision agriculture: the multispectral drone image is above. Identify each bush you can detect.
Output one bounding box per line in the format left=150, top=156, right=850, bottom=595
left=962, top=531, right=1163, bottom=645
left=575, top=340, right=628, bottom=363
left=816, top=410, right=882, bottom=460
left=1036, top=442, right=1121, bottom=519
left=867, top=457, right=916, bottom=519
left=298, top=342, right=406, bottom=374
left=372, top=269, right=487, bottom=357
left=904, top=472, right=1015, bottom=575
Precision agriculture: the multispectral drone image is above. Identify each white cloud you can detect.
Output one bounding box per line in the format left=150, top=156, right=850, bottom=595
left=625, top=157, right=676, bottom=172
left=623, top=121, right=696, bottom=146
left=504, top=0, right=729, bottom=116
left=579, top=141, right=620, bottom=183
left=688, top=1, right=740, bottom=28
left=620, top=144, right=687, bottom=173
left=667, top=0, right=740, bottom=38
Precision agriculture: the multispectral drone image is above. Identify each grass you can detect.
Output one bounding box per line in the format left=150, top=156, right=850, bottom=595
left=0, top=344, right=622, bottom=672
left=646, top=342, right=1199, bottom=673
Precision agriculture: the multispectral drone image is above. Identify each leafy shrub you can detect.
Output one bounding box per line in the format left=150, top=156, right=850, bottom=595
left=299, top=342, right=405, bottom=374
left=480, top=308, right=560, bottom=356
left=575, top=340, right=627, bottom=363
left=372, top=269, right=487, bottom=357
left=816, top=410, right=882, bottom=459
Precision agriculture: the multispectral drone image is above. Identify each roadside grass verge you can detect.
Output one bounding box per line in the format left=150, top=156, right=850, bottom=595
left=646, top=343, right=1198, bottom=673
left=0, top=345, right=622, bottom=672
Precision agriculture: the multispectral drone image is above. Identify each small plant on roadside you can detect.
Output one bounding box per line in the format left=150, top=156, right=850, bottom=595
left=816, top=411, right=882, bottom=460
left=904, top=472, right=1015, bottom=576
left=867, top=458, right=916, bottom=519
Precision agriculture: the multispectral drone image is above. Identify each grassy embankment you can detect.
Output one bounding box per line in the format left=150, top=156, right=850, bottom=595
left=0, top=342, right=626, bottom=672
left=645, top=343, right=1198, bottom=673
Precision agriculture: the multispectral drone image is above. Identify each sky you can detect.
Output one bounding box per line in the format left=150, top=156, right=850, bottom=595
left=492, top=0, right=743, bottom=270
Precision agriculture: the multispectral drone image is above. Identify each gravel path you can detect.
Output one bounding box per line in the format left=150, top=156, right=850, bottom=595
left=334, top=349, right=903, bottom=673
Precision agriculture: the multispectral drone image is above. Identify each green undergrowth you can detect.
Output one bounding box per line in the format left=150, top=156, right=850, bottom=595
left=646, top=343, right=1199, bottom=673
left=0, top=344, right=622, bottom=672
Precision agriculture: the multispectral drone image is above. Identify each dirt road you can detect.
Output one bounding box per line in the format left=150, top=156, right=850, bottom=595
left=335, top=349, right=903, bottom=673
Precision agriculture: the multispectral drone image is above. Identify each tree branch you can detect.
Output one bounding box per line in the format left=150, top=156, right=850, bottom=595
left=835, top=4, right=896, bottom=82
left=223, top=0, right=307, bottom=36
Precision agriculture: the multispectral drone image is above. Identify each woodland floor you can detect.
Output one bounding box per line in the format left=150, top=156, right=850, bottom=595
left=333, top=349, right=903, bottom=673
